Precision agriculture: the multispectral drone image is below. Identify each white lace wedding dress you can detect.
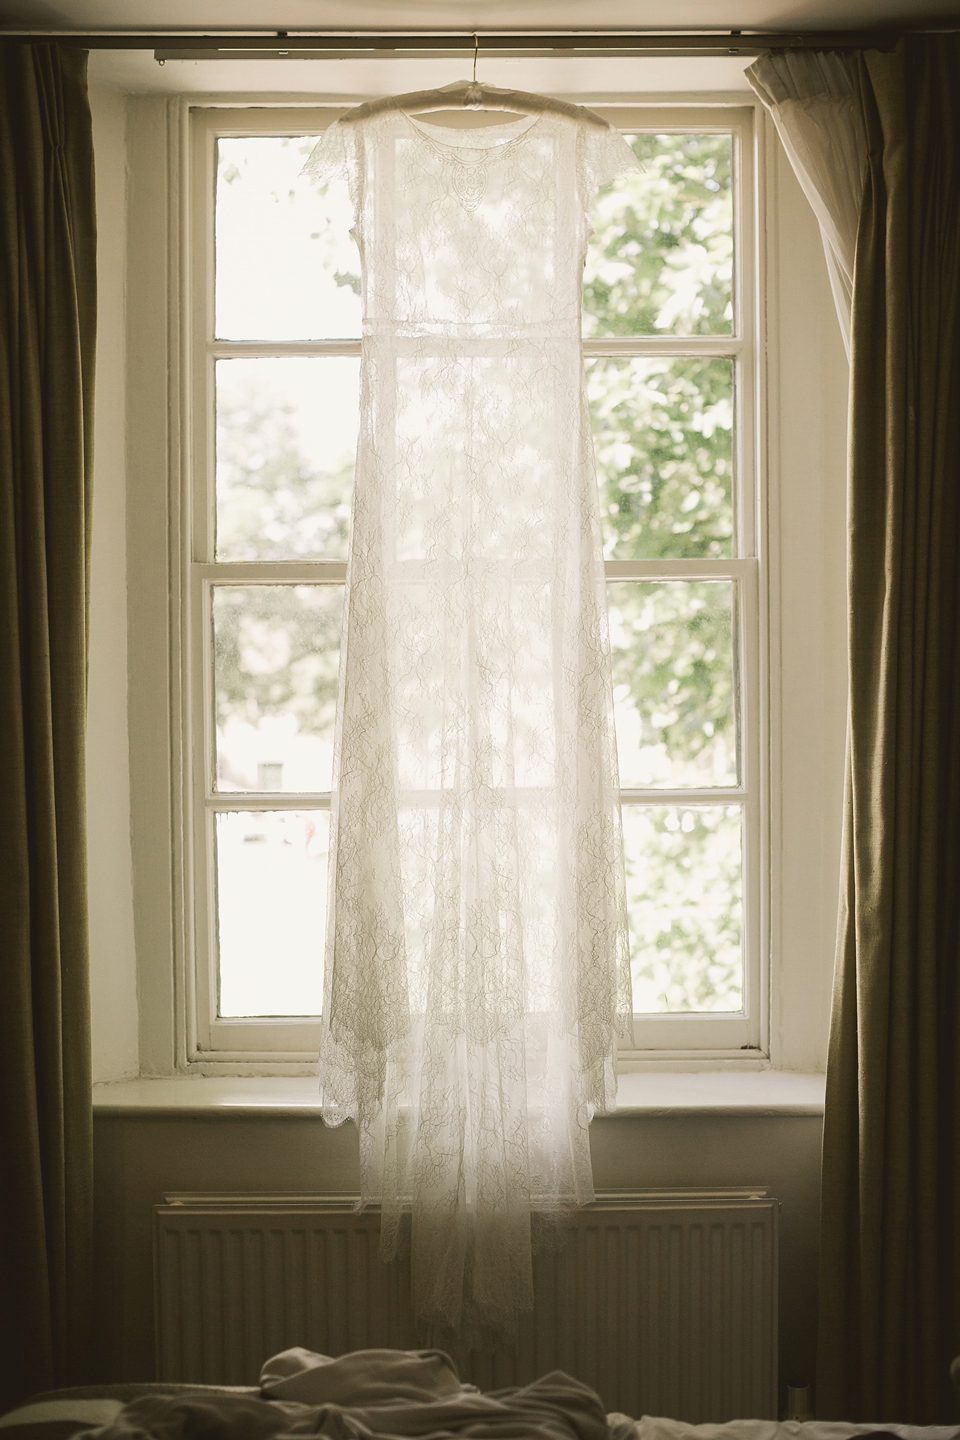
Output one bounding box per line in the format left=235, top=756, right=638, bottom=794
left=304, top=101, right=638, bottom=1341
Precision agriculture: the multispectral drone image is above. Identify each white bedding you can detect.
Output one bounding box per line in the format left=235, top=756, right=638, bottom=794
left=4, top=1351, right=958, bottom=1440
left=609, top=1416, right=960, bottom=1440
left=59, top=1349, right=609, bottom=1440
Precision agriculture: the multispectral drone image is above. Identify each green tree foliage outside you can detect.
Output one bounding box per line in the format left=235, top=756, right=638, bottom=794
left=213, top=130, right=743, bottom=1013
left=586, top=133, right=742, bottom=1012
left=216, top=366, right=353, bottom=564
left=583, top=131, right=733, bottom=338
left=213, top=365, right=350, bottom=774
left=213, top=584, right=343, bottom=775
left=608, top=580, right=737, bottom=791
left=624, top=806, right=743, bottom=1012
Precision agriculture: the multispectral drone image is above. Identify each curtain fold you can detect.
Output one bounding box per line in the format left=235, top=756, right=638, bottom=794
left=746, top=51, right=866, bottom=353
left=0, top=42, right=97, bottom=1411
left=754, top=36, right=960, bottom=1420
left=817, top=37, right=960, bottom=1421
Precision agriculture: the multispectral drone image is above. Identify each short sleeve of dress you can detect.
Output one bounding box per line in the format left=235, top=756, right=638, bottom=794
left=301, top=117, right=356, bottom=188
left=579, top=121, right=642, bottom=199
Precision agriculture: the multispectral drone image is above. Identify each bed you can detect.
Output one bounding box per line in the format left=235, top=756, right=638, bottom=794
left=1, top=1350, right=957, bottom=1440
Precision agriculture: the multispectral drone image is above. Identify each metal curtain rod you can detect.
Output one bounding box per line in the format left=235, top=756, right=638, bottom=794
left=1, top=28, right=949, bottom=59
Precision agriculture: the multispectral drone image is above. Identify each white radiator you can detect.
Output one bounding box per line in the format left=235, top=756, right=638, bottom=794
left=154, top=1190, right=777, bottom=1421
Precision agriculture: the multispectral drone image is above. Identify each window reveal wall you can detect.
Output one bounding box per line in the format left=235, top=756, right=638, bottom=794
left=87, top=80, right=138, bottom=1084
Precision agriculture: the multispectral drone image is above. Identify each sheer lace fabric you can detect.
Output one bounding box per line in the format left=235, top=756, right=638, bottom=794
left=304, top=105, right=637, bottom=1340
left=746, top=53, right=866, bottom=355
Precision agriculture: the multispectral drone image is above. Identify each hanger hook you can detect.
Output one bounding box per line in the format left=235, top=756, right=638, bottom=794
left=472, top=32, right=479, bottom=84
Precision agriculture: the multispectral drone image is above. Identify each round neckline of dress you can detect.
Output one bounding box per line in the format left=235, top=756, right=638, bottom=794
left=400, top=109, right=543, bottom=150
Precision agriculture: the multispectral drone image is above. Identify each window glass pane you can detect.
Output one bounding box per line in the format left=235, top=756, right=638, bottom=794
left=623, top=804, right=742, bottom=1013
left=216, top=809, right=327, bottom=1016
left=216, top=357, right=358, bottom=562
left=213, top=585, right=342, bottom=793
left=608, top=580, right=737, bottom=788
left=587, top=357, right=733, bottom=560
left=584, top=132, right=733, bottom=337
left=216, top=135, right=360, bottom=340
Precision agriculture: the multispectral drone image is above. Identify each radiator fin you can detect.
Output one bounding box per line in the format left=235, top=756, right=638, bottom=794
left=154, top=1194, right=777, bottom=1420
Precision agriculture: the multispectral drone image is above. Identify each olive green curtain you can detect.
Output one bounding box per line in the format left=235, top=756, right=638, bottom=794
left=817, top=35, right=960, bottom=1422
left=0, top=42, right=97, bottom=1411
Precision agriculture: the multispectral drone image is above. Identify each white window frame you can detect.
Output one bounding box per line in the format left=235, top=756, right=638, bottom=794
left=173, top=99, right=768, bottom=1069
left=597, top=106, right=765, bottom=1060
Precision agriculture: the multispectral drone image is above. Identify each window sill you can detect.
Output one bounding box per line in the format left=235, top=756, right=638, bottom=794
left=92, top=1070, right=824, bottom=1118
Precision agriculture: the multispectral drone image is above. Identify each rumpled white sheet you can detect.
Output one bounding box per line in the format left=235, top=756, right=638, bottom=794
left=259, top=1349, right=471, bottom=1407
left=256, top=1349, right=609, bottom=1440
left=608, top=1417, right=960, bottom=1440
left=66, top=1351, right=960, bottom=1440
left=73, top=1349, right=609, bottom=1440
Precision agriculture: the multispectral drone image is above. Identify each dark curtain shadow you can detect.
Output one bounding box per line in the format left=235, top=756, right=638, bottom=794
left=0, top=41, right=97, bottom=1411
left=818, top=34, right=960, bottom=1423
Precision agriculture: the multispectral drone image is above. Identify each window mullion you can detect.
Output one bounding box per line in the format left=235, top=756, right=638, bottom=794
left=604, top=558, right=754, bottom=580
left=201, top=561, right=348, bottom=584
left=583, top=336, right=742, bottom=359
left=208, top=793, right=332, bottom=810
left=211, top=339, right=362, bottom=359
left=620, top=789, right=746, bottom=804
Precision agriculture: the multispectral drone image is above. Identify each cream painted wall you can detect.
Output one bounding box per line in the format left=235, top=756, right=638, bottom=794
left=87, top=81, right=139, bottom=1083
left=764, top=130, right=849, bottom=1071
left=92, top=1109, right=823, bottom=1402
